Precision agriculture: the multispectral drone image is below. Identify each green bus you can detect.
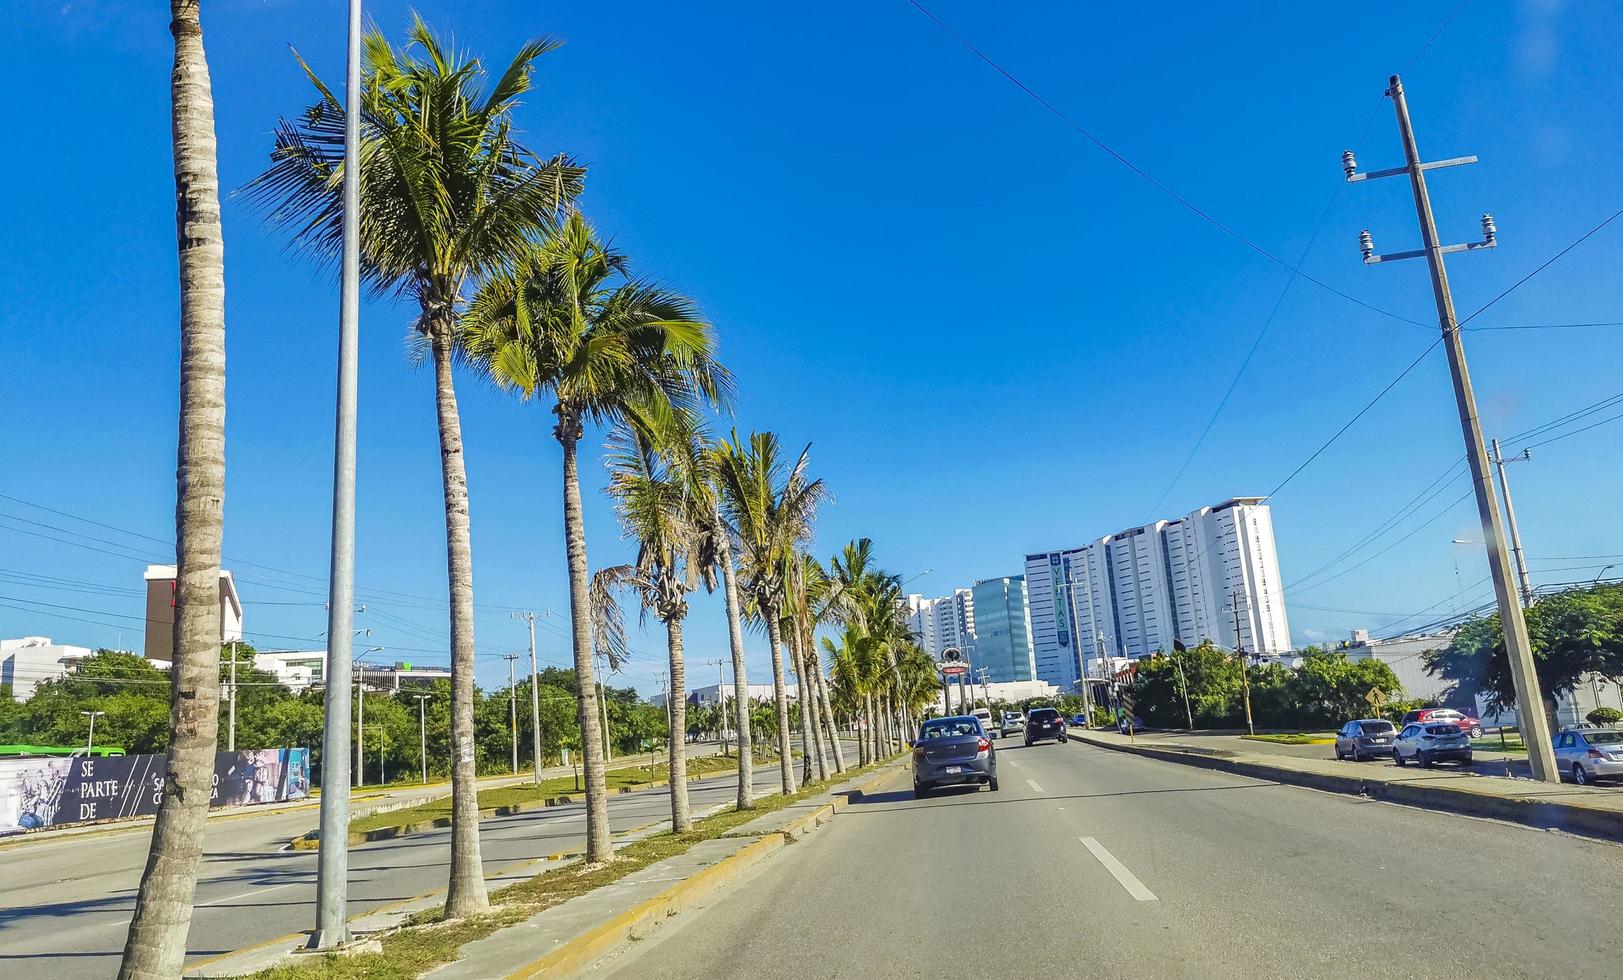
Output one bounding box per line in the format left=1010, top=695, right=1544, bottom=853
left=0, top=743, right=127, bottom=758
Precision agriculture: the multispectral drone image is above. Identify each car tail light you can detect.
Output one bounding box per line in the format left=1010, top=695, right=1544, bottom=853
left=1588, top=748, right=1605, bottom=759
left=1421, top=735, right=1435, bottom=741
left=912, top=746, right=925, bottom=760
left=977, top=737, right=990, bottom=753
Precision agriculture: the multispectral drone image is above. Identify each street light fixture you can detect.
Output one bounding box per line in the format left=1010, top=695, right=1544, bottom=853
left=80, top=710, right=105, bottom=754
left=413, top=694, right=433, bottom=784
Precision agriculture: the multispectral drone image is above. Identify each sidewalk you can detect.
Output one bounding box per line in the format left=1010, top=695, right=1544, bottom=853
left=1067, top=726, right=1623, bottom=843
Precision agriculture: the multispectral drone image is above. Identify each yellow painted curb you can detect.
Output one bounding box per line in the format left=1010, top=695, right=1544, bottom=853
left=504, top=834, right=788, bottom=979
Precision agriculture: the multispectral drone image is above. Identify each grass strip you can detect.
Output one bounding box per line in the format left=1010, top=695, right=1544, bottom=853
left=346, top=752, right=743, bottom=837
left=250, top=755, right=899, bottom=980
left=1241, top=733, right=1334, bottom=745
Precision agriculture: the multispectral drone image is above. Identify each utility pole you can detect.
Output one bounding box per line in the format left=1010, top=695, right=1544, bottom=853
left=230, top=639, right=238, bottom=752
left=81, top=710, right=104, bottom=753
left=354, top=665, right=365, bottom=788
left=312, top=0, right=364, bottom=949
left=713, top=659, right=729, bottom=756
left=503, top=654, right=520, bottom=774
left=414, top=694, right=431, bottom=784
left=595, top=654, right=613, bottom=761
left=512, top=612, right=545, bottom=783
left=1346, top=74, right=1558, bottom=782
left=1489, top=439, right=1536, bottom=607
left=1171, top=647, right=1194, bottom=731
left=1059, top=579, right=1095, bottom=726
left=1229, top=593, right=1254, bottom=736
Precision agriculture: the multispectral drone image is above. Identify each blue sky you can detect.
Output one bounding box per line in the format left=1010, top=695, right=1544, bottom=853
left=3, top=1, right=1620, bottom=696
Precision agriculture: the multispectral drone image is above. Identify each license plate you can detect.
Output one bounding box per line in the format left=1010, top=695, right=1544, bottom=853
left=1374, top=738, right=1389, bottom=744
left=945, top=766, right=962, bottom=775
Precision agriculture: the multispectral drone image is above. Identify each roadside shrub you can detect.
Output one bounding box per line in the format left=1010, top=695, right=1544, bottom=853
left=1586, top=707, right=1623, bottom=726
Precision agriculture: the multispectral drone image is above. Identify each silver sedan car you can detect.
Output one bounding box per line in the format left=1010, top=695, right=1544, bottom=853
left=912, top=716, right=999, bottom=796
left=1554, top=728, right=1623, bottom=786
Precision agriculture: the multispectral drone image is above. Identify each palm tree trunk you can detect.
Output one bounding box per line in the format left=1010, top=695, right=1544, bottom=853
left=793, top=634, right=827, bottom=782
left=864, top=693, right=877, bottom=765
left=714, top=508, right=753, bottom=810
left=665, top=614, right=691, bottom=833
left=426, top=326, right=489, bottom=918
left=815, top=666, right=845, bottom=773
left=120, top=6, right=226, bottom=972
left=560, top=418, right=613, bottom=862
left=765, top=613, right=796, bottom=794
left=798, top=624, right=833, bottom=777
left=787, top=632, right=812, bottom=784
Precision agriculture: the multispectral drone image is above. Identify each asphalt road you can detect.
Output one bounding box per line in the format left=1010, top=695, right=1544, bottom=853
left=0, top=752, right=778, bottom=979
left=598, top=737, right=1619, bottom=979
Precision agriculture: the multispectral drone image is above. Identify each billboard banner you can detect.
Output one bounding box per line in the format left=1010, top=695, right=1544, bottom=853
left=0, top=747, right=310, bottom=835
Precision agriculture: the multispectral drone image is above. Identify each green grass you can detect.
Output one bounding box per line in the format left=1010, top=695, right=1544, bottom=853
left=1473, top=735, right=1527, bottom=753
left=249, top=755, right=901, bottom=980
left=1241, top=733, right=1335, bottom=745
left=346, top=753, right=742, bottom=837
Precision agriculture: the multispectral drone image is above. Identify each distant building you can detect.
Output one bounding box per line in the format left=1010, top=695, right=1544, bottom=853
left=1027, top=497, right=1292, bottom=668
left=0, top=637, right=94, bottom=700
left=651, top=682, right=796, bottom=709
left=969, top=576, right=1037, bottom=683
left=251, top=649, right=449, bottom=692
left=904, top=589, right=975, bottom=660
left=142, top=564, right=243, bottom=661
left=1340, top=630, right=1454, bottom=703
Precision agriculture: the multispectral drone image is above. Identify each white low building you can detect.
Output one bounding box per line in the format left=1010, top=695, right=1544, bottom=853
left=652, top=682, right=797, bottom=709
left=252, top=649, right=450, bottom=692
left=0, top=637, right=94, bottom=700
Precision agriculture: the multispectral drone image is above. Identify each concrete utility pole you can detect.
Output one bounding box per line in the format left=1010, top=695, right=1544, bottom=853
left=1229, top=594, right=1254, bottom=736
left=503, top=654, right=520, bottom=774
left=414, top=694, right=431, bottom=784
left=1489, top=439, right=1536, bottom=608
left=513, top=612, right=545, bottom=782
left=1059, top=580, right=1095, bottom=726
left=312, top=0, right=364, bottom=949
left=1346, top=74, right=1558, bottom=782
left=227, top=640, right=237, bottom=752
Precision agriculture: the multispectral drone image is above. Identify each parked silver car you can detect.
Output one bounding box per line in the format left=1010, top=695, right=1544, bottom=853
left=1000, top=711, right=1024, bottom=738
left=1334, top=718, right=1397, bottom=761
left=1554, top=728, right=1623, bottom=786
left=1393, top=722, right=1472, bottom=768
left=913, top=716, right=999, bottom=796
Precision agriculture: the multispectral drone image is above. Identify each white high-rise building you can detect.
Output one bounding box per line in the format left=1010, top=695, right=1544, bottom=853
left=1028, top=497, right=1291, bottom=665
left=905, top=589, right=975, bottom=660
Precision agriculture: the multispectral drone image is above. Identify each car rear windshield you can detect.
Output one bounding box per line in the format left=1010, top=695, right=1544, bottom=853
left=1029, top=709, right=1060, bottom=721
left=920, top=720, right=978, bottom=739
left=1359, top=722, right=1395, bottom=734
left=1425, top=725, right=1462, bottom=735
left=1584, top=731, right=1623, bottom=744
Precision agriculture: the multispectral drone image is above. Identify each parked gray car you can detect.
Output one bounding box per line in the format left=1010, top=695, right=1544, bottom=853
left=1393, top=722, right=1472, bottom=767
left=1554, top=728, right=1623, bottom=786
left=1334, top=718, right=1397, bottom=761
left=913, top=715, right=998, bottom=796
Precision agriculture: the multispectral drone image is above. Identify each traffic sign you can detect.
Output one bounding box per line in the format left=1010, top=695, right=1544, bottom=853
left=1365, top=687, right=1386, bottom=708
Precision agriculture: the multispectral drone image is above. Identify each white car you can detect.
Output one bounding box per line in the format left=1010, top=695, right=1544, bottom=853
left=1000, top=712, right=1024, bottom=738
left=971, top=708, right=997, bottom=738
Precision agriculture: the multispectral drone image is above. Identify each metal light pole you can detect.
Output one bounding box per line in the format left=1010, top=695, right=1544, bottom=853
left=227, top=640, right=238, bottom=752
left=353, top=644, right=382, bottom=789
left=503, top=653, right=520, bottom=774
left=1229, top=594, right=1254, bottom=735
left=414, top=694, right=431, bottom=784
left=1489, top=439, right=1535, bottom=607
left=81, top=710, right=104, bottom=753
left=312, top=0, right=365, bottom=946
left=714, top=659, right=729, bottom=755
left=1346, top=74, right=1558, bottom=782
left=513, top=612, right=545, bottom=781
left=1058, top=579, right=1095, bottom=726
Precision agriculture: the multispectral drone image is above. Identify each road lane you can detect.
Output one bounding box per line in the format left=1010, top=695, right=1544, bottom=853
left=599, top=739, right=1620, bottom=979
left=0, top=764, right=785, bottom=979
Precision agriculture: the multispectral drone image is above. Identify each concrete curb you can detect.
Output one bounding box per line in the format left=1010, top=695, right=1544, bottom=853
left=1068, top=730, right=1623, bottom=844
left=497, top=760, right=907, bottom=978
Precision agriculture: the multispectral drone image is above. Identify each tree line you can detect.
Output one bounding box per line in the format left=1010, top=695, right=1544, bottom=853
left=115, top=10, right=929, bottom=975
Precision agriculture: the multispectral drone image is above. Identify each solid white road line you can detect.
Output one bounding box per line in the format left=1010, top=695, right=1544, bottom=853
left=196, top=880, right=302, bottom=909
left=1026, top=778, right=1045, bottom=794
left=1079, top=836, right=1158, bottom=902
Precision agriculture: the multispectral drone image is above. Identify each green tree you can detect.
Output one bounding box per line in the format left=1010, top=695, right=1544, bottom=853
left=1425, top=584, right=1623, bottom=721
left=461, top=214, right=729, bottom=860
left=252, top=17, right=582, bottom=917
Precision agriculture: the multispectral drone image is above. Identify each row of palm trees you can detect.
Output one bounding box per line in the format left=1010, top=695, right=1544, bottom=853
left=121, top=13, right=937, bottom=976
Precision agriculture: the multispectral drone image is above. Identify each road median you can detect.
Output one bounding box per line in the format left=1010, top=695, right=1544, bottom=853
left=1067, top=727, right=1623, bottom=843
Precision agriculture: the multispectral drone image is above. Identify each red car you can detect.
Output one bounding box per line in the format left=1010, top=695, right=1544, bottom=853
left=1401, top=708, right=1482, bottom=739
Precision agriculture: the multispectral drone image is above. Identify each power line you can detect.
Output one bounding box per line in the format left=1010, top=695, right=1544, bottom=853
left=1466, top=321, right=1623, bottom=332
left=1289, top=486, right=1476, bottom=596
left=1456, top=207, right=1623, bottom=328
left=903, top=0, right=1431, bottom=330
left=1519, top=408, right=1623, bottom=452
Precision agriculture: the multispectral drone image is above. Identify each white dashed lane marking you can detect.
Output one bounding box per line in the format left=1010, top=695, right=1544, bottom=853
left=1079, top=836, right=1158, bottom=902
left=1026, top=778, right=1044, bottom=794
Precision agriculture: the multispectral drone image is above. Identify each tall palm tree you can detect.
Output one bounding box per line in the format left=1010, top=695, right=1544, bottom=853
left=796, top=554, right=848, bottom=774
left=120, top=3, right=228, bottom=974
left=597, top=418, right=717, bottom=833
left=462, top=216, right=729, bottom=861
left=714, top=432, right=824, bottom=795
left=250, top=17, right=582, bottom=916
left=695, top=439, right=754, bottom=809
left=781, top=555, right=826, bottom=782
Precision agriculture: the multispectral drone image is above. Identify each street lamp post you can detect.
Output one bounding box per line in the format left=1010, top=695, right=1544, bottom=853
left=80, top=710, right=105, bottom=753
left=414, top=694, right=432, bottom=784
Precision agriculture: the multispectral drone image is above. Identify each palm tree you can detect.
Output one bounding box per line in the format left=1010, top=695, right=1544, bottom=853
left=597, top=419, right=718, bottom=833
left=704, top=438, right=755, bottom=809
left=781, top=555, right=826, bottom=783
left=250, top=17, right=582, bottom=916
left=714, top=432, right=825, bottom=795
left=120, top=3, right=229, bottom=974
left=794, top=553, right=847, bottom=774
left=461, top=216, right=729, bottom=861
